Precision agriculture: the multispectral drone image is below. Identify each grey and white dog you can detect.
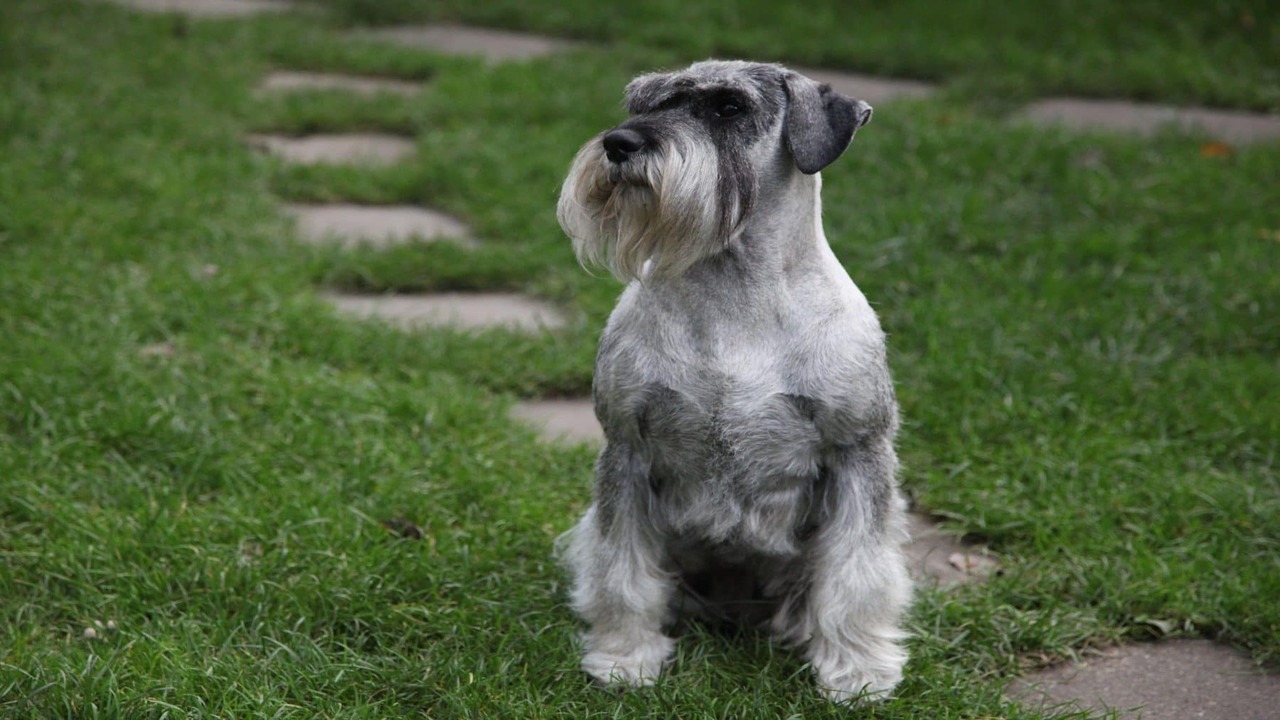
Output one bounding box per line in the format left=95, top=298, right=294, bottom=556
left=556, top=60, right=911, bottom=703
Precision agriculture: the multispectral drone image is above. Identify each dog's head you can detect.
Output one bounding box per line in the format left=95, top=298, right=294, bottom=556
left=557, top=60, right=872, bottom=283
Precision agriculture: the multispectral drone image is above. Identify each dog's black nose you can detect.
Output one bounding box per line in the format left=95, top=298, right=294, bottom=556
left=602, top=128, right=646, bottom=163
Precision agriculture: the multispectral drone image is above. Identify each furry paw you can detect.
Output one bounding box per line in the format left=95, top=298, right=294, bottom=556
left=814, top=668, right=901, bottom=705
left=809, top=638, right=905, bottom=704
left=581, top=634, right=675, bottom=688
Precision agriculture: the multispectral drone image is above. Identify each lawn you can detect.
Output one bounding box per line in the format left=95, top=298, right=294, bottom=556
left=0, top=1, right=1277, bottom=718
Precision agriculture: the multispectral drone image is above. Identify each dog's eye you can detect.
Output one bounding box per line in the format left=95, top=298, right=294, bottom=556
left=714, top=101, right=743, bottom=119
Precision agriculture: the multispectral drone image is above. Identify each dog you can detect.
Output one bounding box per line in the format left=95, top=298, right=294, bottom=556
left=555, top=60, right=911, bottom=704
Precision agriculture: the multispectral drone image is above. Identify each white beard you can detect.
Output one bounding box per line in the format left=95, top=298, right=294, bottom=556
left=556, top=134, right=737, bottom=283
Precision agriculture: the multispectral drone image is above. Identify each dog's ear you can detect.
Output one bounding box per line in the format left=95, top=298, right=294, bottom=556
left=783, top=73, right=872, bottom=174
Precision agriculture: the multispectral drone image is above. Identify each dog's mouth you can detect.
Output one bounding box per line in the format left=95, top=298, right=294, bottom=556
left=585, top=165, right=652, bottom=209
left=606, top=164, right=649, bottom=188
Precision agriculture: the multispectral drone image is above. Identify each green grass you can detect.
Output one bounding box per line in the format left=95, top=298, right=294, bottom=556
left=1, top=1, right=1278, bottom=718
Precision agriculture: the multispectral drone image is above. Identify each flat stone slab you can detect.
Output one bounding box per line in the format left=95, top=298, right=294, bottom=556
left=905, top=513, right=999, bottom=587
left=322, top=292, right=566, bottom=333
left=793, top=67, right=935, bottom=104
left=246, top=133, right=415, bottom=166
left=359, top=25, right=572, bottom=62
left=1010, top=640, right=1280, bottom=719
left=1023, top=99, right=1280, bottom=145
left=257, top=71, right=421, bottom=97
left=284, top=204, right=473, bottom=248
left=510, top=398, right=601, bottom=446
left=107, top=0, right=295, bottom=16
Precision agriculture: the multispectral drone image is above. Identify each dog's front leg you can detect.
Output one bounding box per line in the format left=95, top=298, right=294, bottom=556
left=802, top=443, right=912, bottom=703
left=562, top=442, right=675, bottom=687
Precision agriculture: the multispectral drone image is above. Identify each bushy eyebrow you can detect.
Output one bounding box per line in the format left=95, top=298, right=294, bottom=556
left=626, top=81, right=752, bottom=115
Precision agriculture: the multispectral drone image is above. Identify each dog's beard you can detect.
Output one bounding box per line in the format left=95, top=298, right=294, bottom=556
left=557, top=135, right=746, bottom=283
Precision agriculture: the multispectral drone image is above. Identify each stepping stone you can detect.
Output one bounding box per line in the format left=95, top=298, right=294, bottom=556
left=1023, top=99, right=1280, bottom=145
left=322, top=292, right=566, bottom=333
left=905, top=513, right=999, bottom=587
left=510, top=398, right=601, bottom=446
left=107, top=0, right=294, bottom=16
left=245, top=133, right=415, bottom=166
left=359, top=25, right=572, bottom=62
left=257, top=71, right=421, bottom=97
left=284, top=204, right=473, bottom=249
left=1010, top=639, right=1280, bottom=720
left=137, top=342, right=176, bottom=358
left=793, top=67, right=934, bottom=104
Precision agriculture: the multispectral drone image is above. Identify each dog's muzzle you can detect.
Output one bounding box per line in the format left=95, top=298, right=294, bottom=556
left=602, top=128, right=647, bottom=164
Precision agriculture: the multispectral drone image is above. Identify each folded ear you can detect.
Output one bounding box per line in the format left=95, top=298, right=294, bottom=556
left=783, top=73, right=872, bottom=174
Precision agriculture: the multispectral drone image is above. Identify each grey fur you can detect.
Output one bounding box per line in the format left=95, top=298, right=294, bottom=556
left=556, top=60, right=911, bottom=704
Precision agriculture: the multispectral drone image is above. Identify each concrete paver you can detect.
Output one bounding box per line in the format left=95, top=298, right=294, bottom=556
left=107, top=0, right=294, bottom=16
left=322, top=292, right=566, bottom=333
left=793, top=66, right=935, bottom=104
left=257, top=71, right=422, bottom=97
left=510, top=398, right=602, bottom=446
left=904, top=512, right=999, bottom=587
left=1024, top=99, right=1280, bottom=145
left=359, top=25, right=573, bottom=62
left=246, top=133, right=416, bottom=166
left=1010, top=639, right=1280, bottom=720
left=284, top=204, right=473, bottom=248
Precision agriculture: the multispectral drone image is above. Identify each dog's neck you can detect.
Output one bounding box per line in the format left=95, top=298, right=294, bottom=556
left=646, top=171, right=828, bottom=296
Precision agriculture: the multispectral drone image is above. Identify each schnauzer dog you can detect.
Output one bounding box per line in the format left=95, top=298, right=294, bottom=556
left=556, top=60, right=911, bottom=704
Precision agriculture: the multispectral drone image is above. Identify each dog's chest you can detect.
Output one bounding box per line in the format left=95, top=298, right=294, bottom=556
left=644, top=373, right=826, bottom=557
left=601, top=310, right=835, bottom=556
left=594, top=259, right=890, bottom=555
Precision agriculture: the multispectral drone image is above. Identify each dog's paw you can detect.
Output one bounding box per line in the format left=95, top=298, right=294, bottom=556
left=581, top=635, right=674, bottom=688
left=814, top=668, right=901, bottom=705
left=809, top=638, right=905, bottom=704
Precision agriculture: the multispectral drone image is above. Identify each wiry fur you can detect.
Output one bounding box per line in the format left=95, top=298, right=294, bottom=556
left=558, top=132, right=722, bottom=282
left=556, top=60, right=910, bottom=704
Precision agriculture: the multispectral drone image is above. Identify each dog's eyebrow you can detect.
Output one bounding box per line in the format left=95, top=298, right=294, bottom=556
left=654, top=91, right=690, bottom=111
left=628, top=87, right=693, bottom=114
left=626, top=82, right=674, bottom=113
left=699, top=86, right=750, bottom=101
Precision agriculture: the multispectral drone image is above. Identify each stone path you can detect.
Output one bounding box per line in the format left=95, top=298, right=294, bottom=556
left=245, top=66, right=563, bottom=336
left=246, top=133, right=416, bottom=166
left=257, top=71, right=421, bottom=97
left=106, top=0, right=294, bottom=17
left=284, top=204, right=474, bottom=249
left=509, top=399, right=602, bottom=446
left=1010, top=640, right=1280, bottom=720
left=904, top=512, right=999, bottom=587
left=357, top=25, right=573, bottom=63
left=107, top=0, right=1278, bottom=710
left=322, top=292, right=566, bottom=333
left=1024, top=99, right=1280, bottom=145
